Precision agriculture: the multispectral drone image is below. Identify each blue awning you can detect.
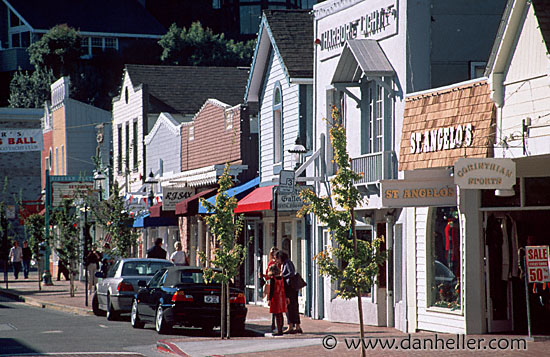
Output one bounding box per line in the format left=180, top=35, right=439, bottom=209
left=133, top=213, right=178, bottom=228
left=198, top=177, right=260, bottom=214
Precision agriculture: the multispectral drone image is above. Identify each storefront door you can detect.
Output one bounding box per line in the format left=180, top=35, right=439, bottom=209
left=244, top=220, right=263, bottom=304
left=484, top=212, right=513, bottom=333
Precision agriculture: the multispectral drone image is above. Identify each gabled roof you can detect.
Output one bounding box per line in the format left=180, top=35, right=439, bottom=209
left=124, top=65, right=250, bottom=115
left=532, top=0, right=550, bottom=51
left=264, top=10, right=313, bottom=79
left=245, top=10, right=313, bottom=102
left=4, top=0, right=165, bottom=37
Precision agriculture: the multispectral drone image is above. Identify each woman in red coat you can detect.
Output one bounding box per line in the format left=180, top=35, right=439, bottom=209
left=268, top=265, right=288, bottom=336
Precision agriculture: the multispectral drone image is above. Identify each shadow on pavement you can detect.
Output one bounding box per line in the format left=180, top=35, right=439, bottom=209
left=0, top=338, right=41, bottom=356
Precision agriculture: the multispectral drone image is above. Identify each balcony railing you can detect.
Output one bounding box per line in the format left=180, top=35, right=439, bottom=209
left=351, top=151, right=397, bottom=185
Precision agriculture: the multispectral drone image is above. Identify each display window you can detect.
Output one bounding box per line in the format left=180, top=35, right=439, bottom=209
left=427, top=206, right=461, bottom=310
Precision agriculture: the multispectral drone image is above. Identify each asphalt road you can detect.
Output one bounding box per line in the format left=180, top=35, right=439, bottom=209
left=0, top=294, right=211, bottom=356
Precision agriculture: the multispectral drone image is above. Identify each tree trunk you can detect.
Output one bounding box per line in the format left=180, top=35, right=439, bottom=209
left=226, top=281, right=231, bottom=339
left=351, top=209, right=365, bottom=357
left=220, top=274, right=227, bottom=339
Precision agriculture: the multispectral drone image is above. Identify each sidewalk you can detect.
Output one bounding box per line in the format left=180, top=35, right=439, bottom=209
left=2, top=270, right=550, bottom=356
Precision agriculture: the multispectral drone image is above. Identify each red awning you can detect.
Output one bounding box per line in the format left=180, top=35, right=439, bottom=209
left=148, top=202, right=176, bottom=218
left=175, top=188, right=217, bottom=216
left=234, top=185, right=274, bottom=213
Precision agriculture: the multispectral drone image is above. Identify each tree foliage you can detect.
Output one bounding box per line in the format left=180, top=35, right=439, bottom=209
left=159, top=22, right=255, bottom=66
left=91, top=183, right=138, bottom=258
left=298, top=106, right=386, bottom=356
left=51, top=198, right=80, bottom=296
left=24, top=213, right=46, bottom=260
left=198, top=163, right=247, bottom=338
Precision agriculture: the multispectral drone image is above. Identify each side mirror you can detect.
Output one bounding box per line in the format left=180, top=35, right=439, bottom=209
left=137, top=280, right=147, bottom=287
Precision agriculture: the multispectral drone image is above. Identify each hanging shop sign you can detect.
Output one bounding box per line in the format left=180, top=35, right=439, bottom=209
left=380, top=178, right=457, bottom=208
left=317, top=0, right=397, bottom=59
left=51, top=182, right=94, bottom=206
left=0, top=129, right=43, bottom=152
left=277, top=185, right=313, bottom=212
left=453, top=158, right=516, bottom=189
left=162, top=187, right=194, bottom=211
left=525, top=246, right=550, bottom=283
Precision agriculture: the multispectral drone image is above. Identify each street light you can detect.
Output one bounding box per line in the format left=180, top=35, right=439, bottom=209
left=94, top=171, right=106, bottom=202
left=145, top=170, right=158, bottom=207
left=288, top=137, right=307, bottom=169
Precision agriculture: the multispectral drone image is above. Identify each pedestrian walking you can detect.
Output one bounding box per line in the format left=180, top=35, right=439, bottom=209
left=147, top=238, right=167, bottom=259
left=85, top=246, right=102, bottom=293
left=9, top=241, right=23, bottom=279
left=22, top=241, right=32, bottom=279
left=267, top=264, right=288, bottom=336
left=260, top=247, right=280, bottom=331
left=170, top=241, right=189, bottom=265
left=276, top=250, right=302, bottom=334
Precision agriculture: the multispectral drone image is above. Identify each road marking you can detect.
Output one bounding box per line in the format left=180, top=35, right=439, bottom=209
left=99, top=324, right=109, bottom=328
left=41, top=330, right=63, bottom=334
left=0, top=323, right=16, bottom=331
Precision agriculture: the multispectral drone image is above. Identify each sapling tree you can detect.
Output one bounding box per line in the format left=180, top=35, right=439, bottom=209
left=51, top=198, right=80, bottom=296
left=24, top=213, right=46, bottom=290
left=198, top=163, right=247, bottom=339
left=299, top=106, right=387, bottom=357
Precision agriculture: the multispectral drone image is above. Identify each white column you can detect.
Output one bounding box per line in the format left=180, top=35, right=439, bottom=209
left=386, top=214, right=394, bottom=328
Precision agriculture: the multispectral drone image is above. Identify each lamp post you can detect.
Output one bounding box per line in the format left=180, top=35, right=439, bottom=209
left=94, top=171, right=106, bottom=202
left=145, top=170, right=158, bottom=208
left=288, top=138, right=307, bottom=171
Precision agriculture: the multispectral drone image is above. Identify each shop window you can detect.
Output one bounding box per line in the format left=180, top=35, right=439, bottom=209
left=427, top=207, right=461, bottom=310
left=524, top=177, right=550, bottom=206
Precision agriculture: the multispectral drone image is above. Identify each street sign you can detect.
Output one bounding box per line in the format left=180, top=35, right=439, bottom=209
left=279, top=170, right=295, bottom=194
left=277, top=185, right=313, bottom=211
left=526, top=245, right=550, bottom=283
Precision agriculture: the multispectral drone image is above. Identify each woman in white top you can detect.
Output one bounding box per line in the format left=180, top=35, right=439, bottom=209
left=170, top=241, right=189, bottom=266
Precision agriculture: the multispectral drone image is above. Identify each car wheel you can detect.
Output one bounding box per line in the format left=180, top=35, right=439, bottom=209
left=155, top=305, right=171, bottom=334
left=92, top=293, right=106, bottom=316
left=106, top=296, right=119, bottom=321
left=131, top=300, right=145, bottom=329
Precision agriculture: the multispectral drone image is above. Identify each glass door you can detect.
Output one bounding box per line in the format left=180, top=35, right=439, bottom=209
left=244, top=220, right=264, bottom=303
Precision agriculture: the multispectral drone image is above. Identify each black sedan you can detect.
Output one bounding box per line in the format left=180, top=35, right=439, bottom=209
left=130, top=266, right=248, bottom=334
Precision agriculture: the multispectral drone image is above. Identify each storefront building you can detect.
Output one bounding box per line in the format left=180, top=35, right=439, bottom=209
left=312, top=0, right=506, bottom=331
left=242, top=9, right=314, bottom=313
left=399, top=78, right=496, bottom=334
left=484, top=0, right=550, bottom=334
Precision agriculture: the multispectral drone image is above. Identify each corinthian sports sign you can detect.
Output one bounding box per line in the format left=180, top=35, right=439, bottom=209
left=453, top=158, right=516, bottom=189
left=0, top=129, right=43, bottom=152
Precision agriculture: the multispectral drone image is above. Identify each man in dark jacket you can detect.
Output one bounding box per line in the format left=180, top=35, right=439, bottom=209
left=147, top=238, right=167, bottom=259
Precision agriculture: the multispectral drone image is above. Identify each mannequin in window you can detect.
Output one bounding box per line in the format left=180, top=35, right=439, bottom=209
left=444, top=217, right=459, bottom=276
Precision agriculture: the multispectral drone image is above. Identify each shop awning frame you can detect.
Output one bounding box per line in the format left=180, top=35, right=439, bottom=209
left=175, top=188, right=217, bottom=216
left=198, top=177, right=260, bottom=214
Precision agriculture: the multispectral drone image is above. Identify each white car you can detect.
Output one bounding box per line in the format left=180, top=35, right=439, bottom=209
left=92, top=258, right=174, bottom=320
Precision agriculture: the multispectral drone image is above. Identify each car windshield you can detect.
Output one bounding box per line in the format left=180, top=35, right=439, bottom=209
left=122, top=261, right=172, bottom=276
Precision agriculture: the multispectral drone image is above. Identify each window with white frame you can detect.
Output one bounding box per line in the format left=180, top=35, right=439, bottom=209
left=133, top=120, right=138, bottom=170
left=273, top=83, right=283, bottom=165
left=189, top=126, right=194, bottom=141
left=8, top=9, right=31, bottom=48
left=55, top=147, right=59, bottom=174
left=61, top=145, right=65, bottom=174
left=125, top=122, right=129, bottom=172
left=365, top=82, right=385, bottom=154
left=81, top=37, right=118, bottom=57
left=225, top=109, right=234, bottom=130
left=117, top=125, right=122, bottom=173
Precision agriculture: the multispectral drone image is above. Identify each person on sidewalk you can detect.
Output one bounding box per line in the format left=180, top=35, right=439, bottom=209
left=260, top=247, right=279, bottom=331
left=85, top=246, right=102, bottom=293
left=267, top=264, right=288, bottom=336
left=147, top=238, right=167, bottom=259
left=101, top=243, right=114, bottom=278
left=276, top=250, right=302, bottom=334
left=170, top=241, right=188, bottom=265
left=9, top=241, right=23, bottom=279
left=22, top=241, right=32, bottom=279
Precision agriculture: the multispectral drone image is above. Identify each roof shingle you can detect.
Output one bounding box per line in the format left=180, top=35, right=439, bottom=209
left=125, top=65, right=250, bottom=115
left=264, top=10, right=313, bottom=78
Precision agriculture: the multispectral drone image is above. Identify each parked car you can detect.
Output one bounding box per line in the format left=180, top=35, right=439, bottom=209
left=93, top=258, right=174, bottom=320
left=130, top=266, right=248, bottom=334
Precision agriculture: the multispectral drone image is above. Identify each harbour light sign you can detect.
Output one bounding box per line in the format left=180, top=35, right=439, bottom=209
left=318, top=0, right=397, bottom=56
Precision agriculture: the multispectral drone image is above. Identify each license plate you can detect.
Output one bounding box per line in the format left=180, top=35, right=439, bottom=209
left=204, top=295, right=219, bottom=304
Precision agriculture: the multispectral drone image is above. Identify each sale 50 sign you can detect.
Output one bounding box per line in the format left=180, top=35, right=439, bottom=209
left=526, top=246, right=550, bottom=283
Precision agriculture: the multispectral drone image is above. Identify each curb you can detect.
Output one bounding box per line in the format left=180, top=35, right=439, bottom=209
left=0, top=288, right=93, bottom=316
left=157, top=339, right=190, bottom=356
